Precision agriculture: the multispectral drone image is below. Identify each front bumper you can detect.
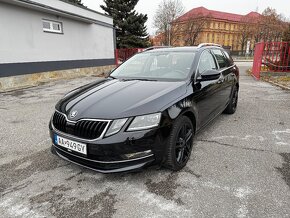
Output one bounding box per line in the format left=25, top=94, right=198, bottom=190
left=49, top=121, right=171, bottom=173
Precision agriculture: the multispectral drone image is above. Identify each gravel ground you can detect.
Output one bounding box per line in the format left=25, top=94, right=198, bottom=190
left=0, top=62, right=290, bottom=218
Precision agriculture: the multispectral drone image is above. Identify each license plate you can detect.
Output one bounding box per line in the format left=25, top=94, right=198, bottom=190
left=54, top=134, right=87, bottom=155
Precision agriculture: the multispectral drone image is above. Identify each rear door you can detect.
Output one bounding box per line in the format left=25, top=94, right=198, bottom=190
left=211, top=49, right=234, bottom=108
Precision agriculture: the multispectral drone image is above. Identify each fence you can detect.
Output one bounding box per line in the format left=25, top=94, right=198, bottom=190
left=252, top=42, right=290, bottom=79
left=115, top=48, right=144, bottom=66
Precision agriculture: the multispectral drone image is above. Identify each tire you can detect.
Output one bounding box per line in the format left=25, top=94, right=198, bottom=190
left=163, top=116, right=195, bottom=171
left=223, top=85, right=238, bottom=114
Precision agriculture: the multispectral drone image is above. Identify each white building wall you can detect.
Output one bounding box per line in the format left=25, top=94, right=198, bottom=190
left=0, top=1, right=115, bottom=64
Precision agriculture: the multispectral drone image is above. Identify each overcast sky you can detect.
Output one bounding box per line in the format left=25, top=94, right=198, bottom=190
left=82, top=0, right=290, bottom=35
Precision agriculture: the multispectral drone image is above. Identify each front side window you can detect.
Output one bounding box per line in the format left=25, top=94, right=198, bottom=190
left=198, top=50, right=217, bottom=74
left=211, top=49, right=229, bottom=68
left=223, top=50, right=234, bottom=65
left=111, top=51, right=196, bottom=81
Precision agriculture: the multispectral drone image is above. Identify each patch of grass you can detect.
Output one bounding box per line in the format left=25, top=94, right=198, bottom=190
left=278, top=76, right=290, bottom=82
left=262, top=75, right=290, bottom=88
left=246, top=68, right=252, bottom=76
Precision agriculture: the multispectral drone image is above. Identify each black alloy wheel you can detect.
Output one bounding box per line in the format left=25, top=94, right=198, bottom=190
left=224, top=86, right=238, bottom=114
left=232, top=88, right=238, bottom=110
left=176, top=122, right=193, bottom=164
left=164, top=116, right=194, bottom=171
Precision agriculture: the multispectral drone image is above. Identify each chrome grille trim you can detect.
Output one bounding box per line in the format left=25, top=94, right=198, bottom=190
left=52, top=110, right=111, bottom=142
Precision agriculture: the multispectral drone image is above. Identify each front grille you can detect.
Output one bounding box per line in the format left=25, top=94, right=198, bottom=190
left=52, top=111, right=109, bottom=140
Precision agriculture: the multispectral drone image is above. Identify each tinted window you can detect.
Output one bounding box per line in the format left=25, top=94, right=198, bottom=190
left=212, top=49, right=229, bottom=68
left=223, top=50, right=234, bottom=65
left=198, top=50, right=217, bottom=74
left=111, top=51, right=196, bottom=81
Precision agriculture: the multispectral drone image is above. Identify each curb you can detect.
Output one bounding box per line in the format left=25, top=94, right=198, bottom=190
left=234, top=60, right=253, bottom=62
left=263, top=79, right=290, bottom=91
left=0, top=84, right=39, bottom=94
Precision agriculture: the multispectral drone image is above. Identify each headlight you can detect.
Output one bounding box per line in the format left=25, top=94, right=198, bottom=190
left=105, top=118, right=128, bottom=136
left=127, top=113, right=161, bottom=131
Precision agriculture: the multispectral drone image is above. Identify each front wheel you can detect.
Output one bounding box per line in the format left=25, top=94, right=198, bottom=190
left=223, top=86, right=238, bottom=114
left=163, top=116, right=195, bottom=171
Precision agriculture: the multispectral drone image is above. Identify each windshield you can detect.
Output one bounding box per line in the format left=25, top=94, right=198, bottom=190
left=111, top=51, right=196, bottom=81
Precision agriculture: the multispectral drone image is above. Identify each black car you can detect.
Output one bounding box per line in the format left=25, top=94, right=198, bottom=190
left=49, top=43, right=239, bottom=173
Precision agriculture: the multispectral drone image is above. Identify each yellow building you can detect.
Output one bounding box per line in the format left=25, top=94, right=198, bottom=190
left=154, top=7, right=260, bottom=54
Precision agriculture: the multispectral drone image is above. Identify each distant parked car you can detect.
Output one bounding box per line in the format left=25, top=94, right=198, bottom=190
left=49, top=43, right=239, bottom=173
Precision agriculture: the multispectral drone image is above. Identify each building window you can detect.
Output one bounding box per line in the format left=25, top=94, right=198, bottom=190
left=207, top=22, right=210, bottom=29
left=42, top=19, right=63, bottom=34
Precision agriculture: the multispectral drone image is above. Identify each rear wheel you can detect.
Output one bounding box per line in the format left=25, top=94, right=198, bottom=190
left=224, top=86, right=238, bottom=114
left=163, top=116, right=194, bottom=171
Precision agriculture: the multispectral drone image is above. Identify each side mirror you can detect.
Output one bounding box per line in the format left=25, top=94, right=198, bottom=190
left=196, top=70, right=221, bottom=82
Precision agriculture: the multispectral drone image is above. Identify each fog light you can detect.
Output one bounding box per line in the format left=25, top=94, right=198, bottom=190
left=122, top=150, right=152, bottom=160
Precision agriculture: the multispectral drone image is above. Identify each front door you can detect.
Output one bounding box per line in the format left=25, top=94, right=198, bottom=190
left=194, top=50, right=224, bottom=129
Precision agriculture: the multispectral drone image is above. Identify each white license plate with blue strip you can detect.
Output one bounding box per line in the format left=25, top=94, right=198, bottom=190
left=54, top=134, right=87, bottom=155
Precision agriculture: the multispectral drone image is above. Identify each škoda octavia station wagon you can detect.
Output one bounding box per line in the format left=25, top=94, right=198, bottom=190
left=49, top=44, right=239, bottom=173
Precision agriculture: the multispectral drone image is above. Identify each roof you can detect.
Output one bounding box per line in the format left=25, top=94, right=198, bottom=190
left=0, top=0, right=113, bottom=27
left=145, top=46, right=197, bottom=53
left=177, top=6, right=260, bottom=23
left=144, top=45, right=224, bottom=53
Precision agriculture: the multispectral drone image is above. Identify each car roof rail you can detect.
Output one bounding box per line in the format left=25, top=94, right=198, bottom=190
left=197, top=43, right=222, bottom=48
left=143, top=46, right=173, bottom=52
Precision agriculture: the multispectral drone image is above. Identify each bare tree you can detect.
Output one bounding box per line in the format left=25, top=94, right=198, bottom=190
left=252, top=21, right=264, bottom=43
left=153, top=0, right=184, bottom=45
left=282, top=24, right=290, bottom=41
left=180, top=13, right=210, bottom=46
left=259, top=7, right=286, bottom=42
left=238, top=16, right=255, bottom=54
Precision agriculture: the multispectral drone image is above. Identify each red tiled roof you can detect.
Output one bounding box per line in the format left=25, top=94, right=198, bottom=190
left=245, top=11, right=261, bottom=18
left=177, top=6, right=260, bottom=22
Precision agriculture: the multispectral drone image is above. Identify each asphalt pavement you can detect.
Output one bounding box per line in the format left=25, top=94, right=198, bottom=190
left=0, top=62, right=290, bottom=218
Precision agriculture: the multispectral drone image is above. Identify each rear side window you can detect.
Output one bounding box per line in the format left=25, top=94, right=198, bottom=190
left=211, top=49, right=229, bottom=68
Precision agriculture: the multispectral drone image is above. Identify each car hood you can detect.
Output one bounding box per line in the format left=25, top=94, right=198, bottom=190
left=56, top=78, right=187, bottom=120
